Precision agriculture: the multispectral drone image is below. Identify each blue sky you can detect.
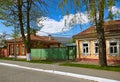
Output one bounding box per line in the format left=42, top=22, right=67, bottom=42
left=0, top=1, right=120, bottom=37
left=0, top=20, right=14, bottom=34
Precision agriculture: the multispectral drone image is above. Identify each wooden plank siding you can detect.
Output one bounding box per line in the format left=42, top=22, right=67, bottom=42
left=75, top=39, right=120, bottom=64
left=7, top=43, right=26, bottom=56
left=74, top=20, right=120, bottom=64
left=6, top=34, right=60, bottom=57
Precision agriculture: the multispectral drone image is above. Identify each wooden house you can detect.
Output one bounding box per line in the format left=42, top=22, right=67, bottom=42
left=73, top=20, right=120, bottom=64
left=7, top=34, right=60, bottom=58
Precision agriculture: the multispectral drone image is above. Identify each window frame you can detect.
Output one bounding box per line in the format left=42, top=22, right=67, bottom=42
left=94, top=42, right=99, bottom=55
left=108, top=40, right=119, bottom=56
left=82, top=42, right=90, bottom=55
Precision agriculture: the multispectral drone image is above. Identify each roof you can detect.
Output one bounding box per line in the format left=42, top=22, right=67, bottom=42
left=7, top=34, right=60, bottom=44
left=53, top=37, right=71, bottom=44
left=73, top=20, right=120, bottom=39
left=65, top=43, right=76, bottom=47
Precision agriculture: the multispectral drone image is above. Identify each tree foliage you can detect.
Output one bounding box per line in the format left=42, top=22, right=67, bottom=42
left=0, top=0, right=46, bottom=30
left=0, top=0, right=48, bottom=61
left=0, top=32, right=8, bottom=48
left=59, top=0, right=120, bottom=66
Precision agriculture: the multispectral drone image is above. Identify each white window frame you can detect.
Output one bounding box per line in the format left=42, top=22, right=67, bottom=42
left=94, top=42, right=99, bottom=55
left=82, top=42, right=90, bottom=55
left=108, top=40, right=119, bottom=56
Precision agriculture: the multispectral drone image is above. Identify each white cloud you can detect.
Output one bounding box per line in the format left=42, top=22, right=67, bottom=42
left=37, top=12, right=89, bottom=36
left=111, top=6, right=120, bottom=14
left=108, top=6, right=120, bottom=20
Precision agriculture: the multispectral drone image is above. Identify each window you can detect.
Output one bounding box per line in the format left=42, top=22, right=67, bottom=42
left=109, top=42, right=117, bottom=54
left=82, top=42, right=89, bottom=55
left=109, top=40, right=119, bottom=55
left=10, top=45, right=14, bottom=55
left=22, top=45, right=25, bottom=55
left=16, top=45, right=19, bottom=55
left=94, top=43, right=99, bottom=54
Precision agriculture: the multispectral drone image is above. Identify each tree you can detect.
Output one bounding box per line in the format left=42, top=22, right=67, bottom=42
left=0, top=0, right=48, bottom=61
left=0, top=32, right=8, bottom=57
left=59, top=0, right=120, bottom=66
left=0, top=32, right=8, bottom=48
left=11, top=25, right=20, bottom=59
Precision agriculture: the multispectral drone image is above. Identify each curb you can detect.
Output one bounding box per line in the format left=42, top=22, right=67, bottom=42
left=0, top=62, right=119, bottom=82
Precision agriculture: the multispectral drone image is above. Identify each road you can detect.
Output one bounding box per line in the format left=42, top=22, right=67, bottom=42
left=0, top=65, right=93, bottom=82
left=0, top=60, right=119, bottom=82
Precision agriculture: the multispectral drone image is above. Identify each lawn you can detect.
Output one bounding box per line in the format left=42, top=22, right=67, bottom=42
left=0, top=57, right=120, bottom=72
left=0, top=57, right=53, bottom=64
left=60, top=62, right=120, bottom=72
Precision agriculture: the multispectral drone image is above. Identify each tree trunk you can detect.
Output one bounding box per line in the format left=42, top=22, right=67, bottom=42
left=96, top=25, right=107, bottom=67
left=17, top=0, right=26, bottom=42
left=17, top=0, right=30, bottom=61
left=26, top=0, right=31, bottom=61
left=96, top=0, right=107, bottom=67
left=13, top=26, right=17, bottom=60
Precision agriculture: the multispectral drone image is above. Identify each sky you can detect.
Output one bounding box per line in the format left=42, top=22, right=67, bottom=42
left=0, top=1, right=120, bottom=37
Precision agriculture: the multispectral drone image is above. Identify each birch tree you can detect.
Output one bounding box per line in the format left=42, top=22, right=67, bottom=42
left=59, top=0, right=120, bottom=66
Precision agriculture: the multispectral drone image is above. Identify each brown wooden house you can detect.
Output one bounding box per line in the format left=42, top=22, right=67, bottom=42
left=7, top=34, right=60, bottom=58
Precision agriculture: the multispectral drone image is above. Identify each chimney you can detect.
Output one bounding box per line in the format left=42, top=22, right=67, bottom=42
left=48, top=34, right=51, bottom=40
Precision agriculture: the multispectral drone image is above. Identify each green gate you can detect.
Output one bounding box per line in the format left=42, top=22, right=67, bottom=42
left=67, top=46, right=76, bottom=60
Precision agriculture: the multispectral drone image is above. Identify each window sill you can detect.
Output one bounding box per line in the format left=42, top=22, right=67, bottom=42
left=108, top=54, right=120, bottom=57
left=94, top=54, right=99, bottom=56
left=82, top=54, right=90, bottom=56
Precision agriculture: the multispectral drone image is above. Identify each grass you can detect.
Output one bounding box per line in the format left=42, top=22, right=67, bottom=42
left=60, top=62, right=120, bottom=72
left=0, top=57, right=53, bottom=64
left=0, top=57, right=26, bottom=61
left=29, top=60, right=53, bottom=64
left=1, top=57, right=120, bottom=72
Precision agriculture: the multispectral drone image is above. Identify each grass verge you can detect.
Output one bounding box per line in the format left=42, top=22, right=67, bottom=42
left=1, top=57, right=120, bottom=72
left=29, top=60, right=53, bottom=64
left=60, top=62, right=120, bottom=72
left=0, top=57, right=53, bottom=64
